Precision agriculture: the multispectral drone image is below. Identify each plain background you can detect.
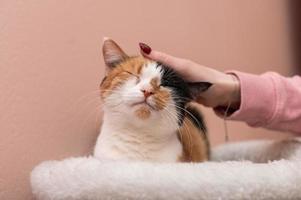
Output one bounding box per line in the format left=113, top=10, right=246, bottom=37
left=0, top=0, right=297, bottom=199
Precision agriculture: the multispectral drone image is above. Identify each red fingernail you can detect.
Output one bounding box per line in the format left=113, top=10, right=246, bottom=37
left=139, top=42, right=152, bottom=54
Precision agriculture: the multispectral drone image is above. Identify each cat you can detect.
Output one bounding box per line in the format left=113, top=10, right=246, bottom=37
left=94, top=38, right=210, bottom=162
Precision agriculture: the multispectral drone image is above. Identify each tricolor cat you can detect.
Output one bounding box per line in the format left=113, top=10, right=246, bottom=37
left=94, top=38, right=210, bottom=162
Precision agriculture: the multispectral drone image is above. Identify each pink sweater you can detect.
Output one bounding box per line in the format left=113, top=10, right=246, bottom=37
left=227, top=71, right=301, bottom=134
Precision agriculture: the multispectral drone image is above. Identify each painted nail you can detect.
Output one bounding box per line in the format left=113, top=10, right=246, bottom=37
left=139, top=42, right=152, bottom=54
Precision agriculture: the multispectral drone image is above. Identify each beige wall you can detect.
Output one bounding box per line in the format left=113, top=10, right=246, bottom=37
left=0, top=0, right=294, bottom=199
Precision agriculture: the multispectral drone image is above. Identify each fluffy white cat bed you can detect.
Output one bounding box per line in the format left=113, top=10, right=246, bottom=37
left=31, top=138, right=301, bottom=200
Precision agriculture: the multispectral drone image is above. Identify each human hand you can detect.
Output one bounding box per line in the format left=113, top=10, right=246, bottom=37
left=139, top=43, right=241, bottom=109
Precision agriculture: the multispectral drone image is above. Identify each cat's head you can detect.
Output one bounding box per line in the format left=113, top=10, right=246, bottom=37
left=100, top=38, right=210, bottom=128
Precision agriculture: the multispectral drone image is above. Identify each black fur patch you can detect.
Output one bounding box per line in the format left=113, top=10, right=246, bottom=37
left=185, top=106, right=207, bottom=133
left=157, top=63, right=192, bottom=125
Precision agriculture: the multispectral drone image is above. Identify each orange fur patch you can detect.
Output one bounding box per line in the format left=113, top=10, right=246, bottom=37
left=100, top=56, right=147, bottom=99
left=150, top=77, right=170, bottom=110
left=150, top=77, right=160, bottom=90
left=135, top=106, right=151, bottom=119
left=178, top=103, right=209, bottom=162
left=153, top=90, right=170, bottom=110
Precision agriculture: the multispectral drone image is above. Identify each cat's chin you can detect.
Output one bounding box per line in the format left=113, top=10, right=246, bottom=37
left=131, top=100, right=156, bottom=110
left=133, top=104, right=152, bottom=110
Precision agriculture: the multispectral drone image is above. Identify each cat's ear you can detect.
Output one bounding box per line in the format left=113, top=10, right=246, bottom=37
left=187, top=82, right=212, bottom=99
left=102, top=38, right=129, bottom=68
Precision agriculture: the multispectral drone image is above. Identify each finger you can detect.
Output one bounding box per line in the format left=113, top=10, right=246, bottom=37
left=149, top=51, right=184, bottom=68
left=139, top=42, right=185, bottom=71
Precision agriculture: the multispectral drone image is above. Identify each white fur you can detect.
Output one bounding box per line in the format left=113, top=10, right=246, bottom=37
left=31, top=138, right=301, bottom=200
left=94, top=62, right=182, bottom=162
left=211, top=138, right=301, bottom=162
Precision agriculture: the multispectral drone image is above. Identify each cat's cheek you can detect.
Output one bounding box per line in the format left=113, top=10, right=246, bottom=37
left=153, top=90, right=170, bottom=110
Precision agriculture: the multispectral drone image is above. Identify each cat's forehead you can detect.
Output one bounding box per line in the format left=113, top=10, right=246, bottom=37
left=119, top=56, right=162, bottom=80
left=140, top=62, right=162, bottom=79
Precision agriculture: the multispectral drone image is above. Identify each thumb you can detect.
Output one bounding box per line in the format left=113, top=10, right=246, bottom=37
left=139, top=43, right=184, bottom=71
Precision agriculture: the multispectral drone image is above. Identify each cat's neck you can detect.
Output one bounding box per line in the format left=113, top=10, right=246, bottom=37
left=100, top=112, right=177, bottom=144
left=93, top=112, right=182, bottom=162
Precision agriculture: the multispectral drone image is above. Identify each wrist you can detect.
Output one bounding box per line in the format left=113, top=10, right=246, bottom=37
left=214, top=73, right=241, bottom=108
left=193, top=68, right=241, bottom=110
left=210, top=73, right=241, bottom=117
left=226, top=73, right=241, bottom=108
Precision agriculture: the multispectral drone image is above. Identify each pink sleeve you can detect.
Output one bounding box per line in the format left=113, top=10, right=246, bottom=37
left=226, top=71, right=301, bottom=134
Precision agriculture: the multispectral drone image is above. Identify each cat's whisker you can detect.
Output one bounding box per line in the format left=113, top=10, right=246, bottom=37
left=106, top=99, right=125, bottom=108
left=67, top=90, right=101, bottom=111
left=164, top=107, right=194, bottom=161
left=163, top=104, right=195, bottom=160
left=167, top=102, right=203, bottom=131
left=182, top=118, right=194, bottom=160
left=161, top=106, right=186, bottom=140
left=160, top=108, right=182, bottom=143
left=75, top=98, right=102, bottom=115
left=160, top=111, right=183, bottom=144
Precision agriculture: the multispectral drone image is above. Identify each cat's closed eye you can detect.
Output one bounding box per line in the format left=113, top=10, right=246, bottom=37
left=124, top=70, right=140, bottom=84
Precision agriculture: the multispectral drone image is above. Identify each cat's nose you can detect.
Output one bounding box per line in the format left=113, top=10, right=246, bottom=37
left=141, top=89, right=154, bottom=99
